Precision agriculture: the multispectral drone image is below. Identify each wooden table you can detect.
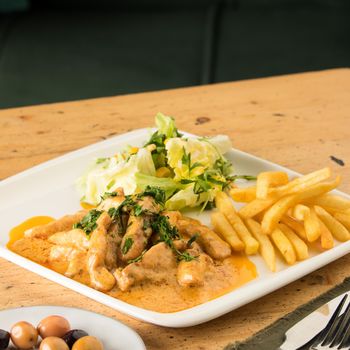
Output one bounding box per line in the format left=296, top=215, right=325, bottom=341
left=1, top=68, right=349, bottom=350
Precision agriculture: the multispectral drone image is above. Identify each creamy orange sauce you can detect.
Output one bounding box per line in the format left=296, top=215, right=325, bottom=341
left=110, top=254, right=257, bottom=312
left=7, top=216, right=54, bottom=247
left=80, top=202, right=96, bottom=210
left=8, top=216, right=257, bottom=313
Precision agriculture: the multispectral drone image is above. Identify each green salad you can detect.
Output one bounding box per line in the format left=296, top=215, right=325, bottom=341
left=77, top=113, right=253, bottom=210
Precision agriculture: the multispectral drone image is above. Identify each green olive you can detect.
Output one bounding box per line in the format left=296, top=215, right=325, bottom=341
left=40, top=336, right=69, bottom=350
left=37, top=315, right=71, bottom=339
left=72, top=336, right=104, bottom=350
left=10, top=321, right=38, bottom=349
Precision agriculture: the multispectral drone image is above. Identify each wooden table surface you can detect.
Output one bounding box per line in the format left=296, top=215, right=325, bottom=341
left=0, top=68, right=349, bottom=350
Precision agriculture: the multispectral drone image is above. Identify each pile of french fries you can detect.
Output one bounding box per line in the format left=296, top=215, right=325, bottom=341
left=211, top=168, right=350, bottom=272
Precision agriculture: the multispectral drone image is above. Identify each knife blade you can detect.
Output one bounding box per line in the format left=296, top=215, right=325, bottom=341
left=279, top=291, right=349, bottom=350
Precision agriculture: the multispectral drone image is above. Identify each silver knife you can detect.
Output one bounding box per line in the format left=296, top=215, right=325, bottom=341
left=279, top=291, right=349, bottom=350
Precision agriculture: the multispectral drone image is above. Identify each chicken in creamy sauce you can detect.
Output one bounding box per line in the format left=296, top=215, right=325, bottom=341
left=9, top=187, right=257, bottom=312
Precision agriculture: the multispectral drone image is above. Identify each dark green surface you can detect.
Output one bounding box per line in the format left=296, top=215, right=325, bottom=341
left=0, top=9, right=206, bottom=108
left=225, top=277, right=350, bottom=350
left=215, top=0, right=350, bottom=82
left=0, top=0, right=349, bottom=108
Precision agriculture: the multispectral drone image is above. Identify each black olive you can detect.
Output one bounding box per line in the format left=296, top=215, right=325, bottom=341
left=62, top=329, right=88, bottom=348
left=0, top=329, right=10, bottom=350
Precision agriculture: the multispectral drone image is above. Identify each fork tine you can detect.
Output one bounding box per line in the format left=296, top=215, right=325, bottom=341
left=330, top=301, right=350, bottom=347
left=316, top=295, right=348, bottom=346
left=337, top=317, right=350, bottom=349
left=296, top=295, right=348, bottom=350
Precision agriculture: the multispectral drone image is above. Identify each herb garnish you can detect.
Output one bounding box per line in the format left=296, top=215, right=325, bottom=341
left=127, top=250, right=146, bottom=264
left=96, top=157, right=108, bottom=164
left=227, top=175, right=257, bottom=181
left=181, top=148, right=202, bottom=176
left=139, top=186, right=166, bottom=206
left=122, top=237, right=134, bottom=255
left=152, top=215, right=197, bottom=261
left=73, top=209, right=103, bottom=235
left=134, top=204, right=143, bottom=216
left=101, top=191, right=118, bottom=201
left=187, top=233, right=199, bottom=248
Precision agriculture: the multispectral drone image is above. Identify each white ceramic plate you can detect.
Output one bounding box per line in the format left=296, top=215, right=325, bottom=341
left=0, top=128, right=349, bottom=328
left=0, top=305, right=145, bottom=350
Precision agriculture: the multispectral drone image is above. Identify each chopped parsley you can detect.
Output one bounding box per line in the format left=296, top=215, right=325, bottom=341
left=127, top=250, right=146, bottom=264
left=122, top=237, right=134, bottom=255
left=227, top=174, right=257, bottom=182
left=96, top=157, right=108, bottom=164
left=187, top=233, right=199, bottom=248
left=139, top=186, right=166, bottom=206
left=101, top=191, right=118, bottom=201
left=152, top=215, right=197, bottom=261
left=73, top=209, right=103, bottom=235
left=134, top=204, right=143, bottom=216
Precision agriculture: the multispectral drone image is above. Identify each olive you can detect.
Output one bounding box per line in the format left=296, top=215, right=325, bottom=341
left=62, top=329, right=88, bottom=348
left=0, top=329, right=10, bottom=350
left=72, top=336, right=104, bottom=350
left=38, top=315, right=71, bottom=339
left=10, top=321, right=38, bottom=349
left=40, top=336, right=69, bottom=350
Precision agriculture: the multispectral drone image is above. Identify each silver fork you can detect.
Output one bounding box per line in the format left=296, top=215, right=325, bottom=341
left=301, top=294, right=350, bottom=350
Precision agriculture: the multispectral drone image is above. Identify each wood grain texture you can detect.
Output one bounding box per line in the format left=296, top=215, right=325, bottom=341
left=0, top=68, right=350, bottom=350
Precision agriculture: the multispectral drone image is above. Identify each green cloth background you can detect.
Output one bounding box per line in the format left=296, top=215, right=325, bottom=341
left=0, top=0, right=349, bottom=108
left=225, top=277, right=350, bottom=350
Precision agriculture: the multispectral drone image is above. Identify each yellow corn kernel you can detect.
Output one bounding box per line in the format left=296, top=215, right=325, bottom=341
left=156, top=167, right=171, bottom=178
left=129, top=146, right=139, bottom=154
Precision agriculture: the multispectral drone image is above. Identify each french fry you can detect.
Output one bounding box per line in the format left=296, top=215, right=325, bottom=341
left=211, top=211, right=245, bottom=252
left=229, top=186, right=256, bottom=203
left=279, top=223, right=308, bottom=260
left=271, top=227, right=296, bottom=265
left=216, top=192, right=259, bottom=255
left=267, top=167, right=331, bottom=199
left=261, top=177, right=340, bottom=234
left=292, top=205, right=321, bottom=242
left=307, top=194, right=350, bottom=211
left=314, top=205, right=350, bottom=242
left=239, top=198, right=275, bottom=219
left=292, top=204, right=310, bottom=221
left=318, top=217, right=334, bottom=249
left=245, top=218, right=276, bottom=272
left=305, top=207, right=322, bottom=242
left=280, top=215, right=307, bottom=240
left=334, top=212, right=350, bottom=231
left=256, top=171, right=289, bottom=199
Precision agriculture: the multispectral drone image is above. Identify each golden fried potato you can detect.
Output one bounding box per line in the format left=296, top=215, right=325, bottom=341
left=229, top=186, right=256, bottom=203
left=271, top=228, right=296, bottom=265
left=239, top=198, right=275, bottom=219
left=292, top=205, right=321, bottom=242
left=307, top=194, right=350, bottom=211
left=314, top=205, right=350, bottom=242
left=279, top=223, right=308, bottom=260
left=211, top=211, right=244, bottom=252
left=333, top=212, right=350, bottom=231
left=215, top=192, right=259, bottom=255
left=318, top=217, right=334, bottom=249
left=245, top=219, right=276, bottom=272
left=280, top=215, right=307, bottom=241
left=261, top=177, right=340, bottom=234
left=267, top=167, right=331, bottom=199
left=256, top=171, right=289, bottom=199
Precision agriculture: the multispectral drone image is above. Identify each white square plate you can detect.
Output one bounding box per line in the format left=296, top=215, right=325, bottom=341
left=1, top=128, right=349, bottom=327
